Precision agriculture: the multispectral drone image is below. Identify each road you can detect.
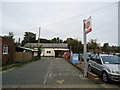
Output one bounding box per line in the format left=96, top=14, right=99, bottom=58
left=2, top=57, right=120, bottom=88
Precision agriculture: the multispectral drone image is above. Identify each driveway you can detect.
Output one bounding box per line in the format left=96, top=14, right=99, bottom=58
left=2, top=57, right=119, bottom=88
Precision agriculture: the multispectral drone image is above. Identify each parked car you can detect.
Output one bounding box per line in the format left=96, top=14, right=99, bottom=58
left=88, top=54, right=120, bottom=83
left=115, top=53, right=120, bottom=57
left=80, top=53, right=92, bottom=62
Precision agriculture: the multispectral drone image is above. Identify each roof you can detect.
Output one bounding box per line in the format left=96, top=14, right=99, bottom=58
left=16, top=46, right=38, bottom=52
left=54, top=48, right=69, bottom=51
left=98, top=54, right=114, bottom=57
left=24, top=43, right=68, bottom=48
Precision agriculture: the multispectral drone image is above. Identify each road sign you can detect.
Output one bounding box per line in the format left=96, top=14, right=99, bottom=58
left=83, top=16, right=92, bottom=77
left=85, top=16, right=92, bottom=34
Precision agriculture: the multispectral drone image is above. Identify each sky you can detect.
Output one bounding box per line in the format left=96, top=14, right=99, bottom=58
left=1, top=0, right=119, bottom=46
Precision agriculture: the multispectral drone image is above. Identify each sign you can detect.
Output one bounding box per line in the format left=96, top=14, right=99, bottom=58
left=84, top=16, right=92, bottom=34
left=71, top=54, right=79, bottom=64
left=73, top=56, right=78, bottom=60
left=34, top=52, right=38, bottom=56
left=83, top=16, right=92, bottom=77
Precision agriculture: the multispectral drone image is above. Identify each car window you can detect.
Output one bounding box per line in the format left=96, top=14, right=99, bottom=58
left=95, top=55, right=102, bottom=64
left=96, top=55, right=100, bottom=59
left=101, top=56, right=120, bottom=64
left=91, top=55, right=96, bottom=61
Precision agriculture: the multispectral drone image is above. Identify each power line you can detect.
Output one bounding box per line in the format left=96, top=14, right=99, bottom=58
left=42, top=2, right=117, bottom=28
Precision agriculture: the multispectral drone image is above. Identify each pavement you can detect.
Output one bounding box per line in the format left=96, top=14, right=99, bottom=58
left=2, top=57, right=120, bottom=89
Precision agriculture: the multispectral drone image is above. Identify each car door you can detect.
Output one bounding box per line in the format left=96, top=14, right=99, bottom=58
left=89, top=55, right=96, bottom=72
left=94, top=55, right=103, bottom=75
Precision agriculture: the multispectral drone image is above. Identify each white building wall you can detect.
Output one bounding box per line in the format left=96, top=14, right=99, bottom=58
left=40, top=48, right=69, bottom=57
left=41, top=48, right=55, bottom=56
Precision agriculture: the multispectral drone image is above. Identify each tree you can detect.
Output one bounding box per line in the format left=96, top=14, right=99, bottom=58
left=51, top=38, right=57, bottom=43
left=102, top=43, right=109, bottom=52
left=4, top=32, right=14, bottom=40
left=87, top=39, right=100, bottom=52
left=67, top=38, right=83, bottom=53
left=50, top=37, right=63, bottom=43
left=35, top=38, right=51, bottom=43
left=22, top=32, right=36, bottom=46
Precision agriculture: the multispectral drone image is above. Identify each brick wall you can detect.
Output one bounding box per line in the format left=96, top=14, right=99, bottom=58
left=1, top=37, right=15, bottom=65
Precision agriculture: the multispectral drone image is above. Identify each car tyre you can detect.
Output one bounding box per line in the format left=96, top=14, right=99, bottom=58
left=102, top=72, right=109, bottom=83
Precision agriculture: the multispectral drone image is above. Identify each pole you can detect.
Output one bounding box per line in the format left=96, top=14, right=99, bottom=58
left=38, top=27, right=41, bottom=43
left=83, top=20, right=88, bottom=77
left=38, top=27, right=41, bottom=59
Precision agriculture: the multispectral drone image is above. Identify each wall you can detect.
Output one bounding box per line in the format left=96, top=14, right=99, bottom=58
left=2, top=37, right=15, bottom=65
left=41, top=48, right=55, bottom=57
left=14, top=52, right=32, bottom=62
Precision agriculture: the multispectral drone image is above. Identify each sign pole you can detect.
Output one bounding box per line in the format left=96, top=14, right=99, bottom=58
left=83, top=19, right=88, bottom=77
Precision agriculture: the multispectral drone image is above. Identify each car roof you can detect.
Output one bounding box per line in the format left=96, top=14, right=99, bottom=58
left=99, top=54, right=115, bottom=56
left=93, top=54, right=114, bottom=57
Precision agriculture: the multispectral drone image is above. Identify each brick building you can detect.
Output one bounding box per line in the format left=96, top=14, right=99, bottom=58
left=0, top=36, right=15, bottom=66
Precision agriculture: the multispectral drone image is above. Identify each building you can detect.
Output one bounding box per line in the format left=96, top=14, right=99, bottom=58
left=0, top=36, right=15, bottom=66
left=24, top=43, right=69, bottom=57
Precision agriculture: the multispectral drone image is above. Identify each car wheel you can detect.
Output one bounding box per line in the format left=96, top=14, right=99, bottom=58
left=88, top=65, right=92, bottom=72
left=102, top=72, right=109, bottom=83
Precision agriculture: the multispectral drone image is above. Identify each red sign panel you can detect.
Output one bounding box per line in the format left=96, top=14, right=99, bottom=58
left=84, top=17, right=92, bottom=34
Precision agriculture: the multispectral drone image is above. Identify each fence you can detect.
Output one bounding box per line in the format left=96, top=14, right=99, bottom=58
left=14, top=52, right=33, bottom=62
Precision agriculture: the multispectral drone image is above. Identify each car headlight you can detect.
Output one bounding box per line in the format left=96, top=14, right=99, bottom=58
left=111, top=69, right=120, bottom=74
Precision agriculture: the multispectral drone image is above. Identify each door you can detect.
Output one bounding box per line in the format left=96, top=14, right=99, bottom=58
left=94, top=55, right=103, bottom=75
left=90, top=55, right=96, bottom=72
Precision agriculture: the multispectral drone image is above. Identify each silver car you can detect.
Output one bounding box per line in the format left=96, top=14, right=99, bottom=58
left=88, top=54, right=120, bottom=83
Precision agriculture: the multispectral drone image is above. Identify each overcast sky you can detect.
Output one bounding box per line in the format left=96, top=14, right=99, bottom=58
left=1, top=0, right=119, bottom=46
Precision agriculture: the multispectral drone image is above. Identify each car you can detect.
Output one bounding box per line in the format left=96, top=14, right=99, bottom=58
left=88, top=54, right=120, bottom=83
left=80, top=53, right=92, bottom=62
left=115, top=53, right=120, bottom=57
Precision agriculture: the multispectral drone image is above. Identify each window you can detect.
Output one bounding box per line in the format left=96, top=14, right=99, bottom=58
left=91, top=55, right=96, bottom=61
left=96, top=55, right=100, bottom=60
left=95, top=55, right=102, bottom=64
left=3, top=44, right=8, bottom=54
left=47, top=51, right=51, bottom=54
left=101, top=56, right=120, bottom=64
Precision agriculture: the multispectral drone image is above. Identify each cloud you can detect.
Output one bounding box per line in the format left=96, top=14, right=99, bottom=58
left=2, top=2, right=118, bottom=45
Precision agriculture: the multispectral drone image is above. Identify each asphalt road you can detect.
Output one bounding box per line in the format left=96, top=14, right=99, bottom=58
left=2, top=57, right=120, bottom=88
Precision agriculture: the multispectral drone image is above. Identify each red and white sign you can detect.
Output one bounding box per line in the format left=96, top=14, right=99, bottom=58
left=84, top=16, right=92, bottom=34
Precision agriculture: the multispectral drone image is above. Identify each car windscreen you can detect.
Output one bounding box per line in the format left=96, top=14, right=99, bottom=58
left=101, top=56, right=120, bottom=64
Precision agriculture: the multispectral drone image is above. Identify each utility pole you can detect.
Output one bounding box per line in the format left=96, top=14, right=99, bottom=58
left=38, top=27, right=41, bottom=43
left=18, top=38, right=20, bottom=45
left=119, top=1, right=120, bottom=46
left=38, top=27, right=41, bottom=59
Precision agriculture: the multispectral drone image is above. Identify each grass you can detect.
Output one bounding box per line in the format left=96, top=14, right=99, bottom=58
left=1, top=64, right=19, bottom=71
left=1, top=58, right=40, bottom=71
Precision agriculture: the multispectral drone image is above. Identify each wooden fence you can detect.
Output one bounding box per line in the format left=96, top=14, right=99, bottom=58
left=14, top=52, right=33, bottom=62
